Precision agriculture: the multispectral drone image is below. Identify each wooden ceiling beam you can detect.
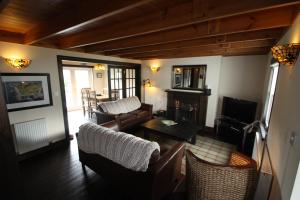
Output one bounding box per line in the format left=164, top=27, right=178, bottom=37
left=103, top=29, right=283, bottom=56
left=0, top=30, right=24, bottom=43
left=24, top=0, right=155, bottom=45
left=0, top=0, right=9, bottom=12
left=83, top=6, right=295, bottom=53
left=59, top=0, right=300, bottom=49
left=119, top=40, right=273, bottom=58
left=128, top=47, right=269, bottom=60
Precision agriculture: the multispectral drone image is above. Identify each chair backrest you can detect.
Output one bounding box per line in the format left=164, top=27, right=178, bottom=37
left=88, top=90, right=97, bottom=106
left=186, top=150, right=257, bottom=200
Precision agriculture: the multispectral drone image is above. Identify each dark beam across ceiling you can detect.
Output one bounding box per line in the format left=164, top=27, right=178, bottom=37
left=127, top=47, right=270, bottom=60
left=101, top=29, right=283, bottom=56
left=24, top=0, right=156, bottom=45
left=82, top=6, right=295, bottom=53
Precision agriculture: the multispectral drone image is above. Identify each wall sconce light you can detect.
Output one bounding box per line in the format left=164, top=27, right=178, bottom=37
left=175, top=68, right=181, bottom=73
left=271, top=43, right=300, bottom=66
left=150, top=64, right=160, bottom=72
left=4, top=57, right=31, bottom=70
left=94, top=64, right=106, bottom=70
left=143, top=79, right=152, bottom=87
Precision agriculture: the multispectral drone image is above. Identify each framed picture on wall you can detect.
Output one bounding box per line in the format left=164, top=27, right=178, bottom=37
left=96, top=72, right=102, bottom=78
left=0, top=73, right=53, bottom=112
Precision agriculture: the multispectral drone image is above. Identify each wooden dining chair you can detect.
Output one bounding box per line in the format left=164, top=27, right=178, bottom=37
left=88, top=90, right=97, bottom=118
left=81, top=88, right=91, bottom=117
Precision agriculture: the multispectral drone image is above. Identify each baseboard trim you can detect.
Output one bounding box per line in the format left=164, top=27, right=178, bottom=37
left=17, top=139, right=69, bottom=162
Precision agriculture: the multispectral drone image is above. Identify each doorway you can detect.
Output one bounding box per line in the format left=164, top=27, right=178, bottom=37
left=56, top=55, right=141, bottom=141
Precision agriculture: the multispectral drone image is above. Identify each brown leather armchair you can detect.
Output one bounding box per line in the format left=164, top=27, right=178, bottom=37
left=78, top=121, right=185, bottom=200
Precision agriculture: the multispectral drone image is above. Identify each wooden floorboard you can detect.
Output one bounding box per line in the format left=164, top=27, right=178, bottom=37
left=19, top=140, right=128, bottom=200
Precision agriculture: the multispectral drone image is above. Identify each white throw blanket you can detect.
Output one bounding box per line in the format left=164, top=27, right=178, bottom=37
left=77, top=122, right=160, bottom=172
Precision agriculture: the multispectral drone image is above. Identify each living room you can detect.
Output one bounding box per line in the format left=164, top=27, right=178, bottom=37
left=0, top=1, right=300, bottom=200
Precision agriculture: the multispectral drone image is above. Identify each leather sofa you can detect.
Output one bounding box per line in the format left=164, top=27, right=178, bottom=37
left=78, top=120, right=185, bottom=200
left=94, top=96, right=153, bottom=130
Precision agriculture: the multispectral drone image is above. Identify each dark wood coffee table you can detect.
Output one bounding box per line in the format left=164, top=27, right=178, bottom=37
left=140, top=118, right=202, bottom=144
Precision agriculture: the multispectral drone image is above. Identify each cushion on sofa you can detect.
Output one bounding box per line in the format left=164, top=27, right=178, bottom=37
left=99, top=96, right=142, bottom=115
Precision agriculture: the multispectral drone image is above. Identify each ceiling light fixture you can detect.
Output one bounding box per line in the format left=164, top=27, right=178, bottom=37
left=94, top=64, right=106, bottom=71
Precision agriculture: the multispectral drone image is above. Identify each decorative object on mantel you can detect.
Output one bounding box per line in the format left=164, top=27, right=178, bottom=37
left=0, top=73, right=53, bottom=112
left=94, top=63, right=106, bottom=70
left=3, top=57, right=31, bottom=70
left=150, top=64, right=160, bottom=72
left=271, top=43, right=300, bottom=66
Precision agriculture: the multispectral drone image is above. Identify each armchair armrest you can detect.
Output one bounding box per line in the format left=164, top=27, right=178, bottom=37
left=93, top=110, right=116, bottom=125
left=148, top=142, right=185, bottom=200
left=141, top=103, right=153, bottom=116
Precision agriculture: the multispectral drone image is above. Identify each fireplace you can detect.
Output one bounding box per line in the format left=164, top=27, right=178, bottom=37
left=165, top=89, right=210, bottom=128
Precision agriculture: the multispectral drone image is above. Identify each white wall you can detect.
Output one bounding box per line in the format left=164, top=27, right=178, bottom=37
left=0, top=41, right=140, bottom=143
left=142, top=56, right=222, bottom=127
left=266, top=14, right=300, bottom=200
left=218, top=55, right=268, bottom=116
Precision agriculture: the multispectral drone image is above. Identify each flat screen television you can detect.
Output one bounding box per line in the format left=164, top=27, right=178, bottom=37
left=222, top=96, right=257, bottom=123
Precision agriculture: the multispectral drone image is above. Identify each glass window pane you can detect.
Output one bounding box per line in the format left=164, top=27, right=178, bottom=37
left=111, top=80, right=115, bottom=89
left=126, top=69, right=129, bottom=78
left=132, top=79, right=135, bottom=87
left=133, top=88, right=135, bottom=96
left=110, top=69, right=114, bottom=79
left=132, top=69, right=135, bottom=78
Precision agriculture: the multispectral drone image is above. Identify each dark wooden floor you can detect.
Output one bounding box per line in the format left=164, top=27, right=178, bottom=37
left=19, top=139, right=127, bottom=200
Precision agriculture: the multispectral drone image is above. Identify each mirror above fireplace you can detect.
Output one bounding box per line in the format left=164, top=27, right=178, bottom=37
left=172, top=65, right=207, bottom=91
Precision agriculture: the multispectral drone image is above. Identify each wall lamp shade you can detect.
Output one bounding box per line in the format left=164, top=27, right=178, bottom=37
left=94, top=64, right=106, bottom=70
left=4, top=58, right=31, bottom=70
left=271, top=43, right=300, bottom=66
left=143, top=79, right=152, bottom=87
left=150, top=65, right=160, bottom=72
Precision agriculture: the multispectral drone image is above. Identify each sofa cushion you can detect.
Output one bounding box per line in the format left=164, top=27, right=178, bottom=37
left=120, top=96, right=142, bottom=113
left=100, top=96, right=142, bottom=115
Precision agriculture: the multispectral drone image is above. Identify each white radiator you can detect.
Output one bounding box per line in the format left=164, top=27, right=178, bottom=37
left=13, top=118, right=49, bottom=154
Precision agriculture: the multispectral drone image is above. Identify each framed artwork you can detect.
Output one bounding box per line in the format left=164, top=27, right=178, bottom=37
left=0, top=73, right=53, bottom=112
left=96, top=72, right=102, bottom=78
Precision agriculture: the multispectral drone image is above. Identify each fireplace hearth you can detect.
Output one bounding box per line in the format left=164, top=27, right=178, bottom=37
left=166, top=89, right=210, bottom=128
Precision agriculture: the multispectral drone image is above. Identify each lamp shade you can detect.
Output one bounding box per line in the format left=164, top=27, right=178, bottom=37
left=4, top=58, right=31, bottom=70
left=271, top=43, right=300, bottom=66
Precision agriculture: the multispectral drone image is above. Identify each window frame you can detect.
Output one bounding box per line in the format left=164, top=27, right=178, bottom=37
left=262, top=62, right=279, bottom=130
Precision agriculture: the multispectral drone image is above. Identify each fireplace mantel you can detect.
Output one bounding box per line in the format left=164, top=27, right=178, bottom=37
left=165, top=89, right=211, bottom=95
left=165, top=89, right=210, bottom=128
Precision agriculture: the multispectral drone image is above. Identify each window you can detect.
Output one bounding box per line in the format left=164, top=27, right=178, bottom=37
left=262, top=62, right=279, bottom=128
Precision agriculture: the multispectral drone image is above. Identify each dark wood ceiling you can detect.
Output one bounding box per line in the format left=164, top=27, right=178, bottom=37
left=0, top=0, right=299, bottom=60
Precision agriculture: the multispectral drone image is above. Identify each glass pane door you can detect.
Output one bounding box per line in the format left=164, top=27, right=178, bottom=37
left=109, top=67, right=123, bottom=99
left=125, top=68, right=136, bottom=97
left=108, top=66, right=139, bottom=100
